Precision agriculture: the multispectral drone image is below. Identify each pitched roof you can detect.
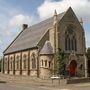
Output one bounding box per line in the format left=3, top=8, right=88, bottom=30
left=40, top=41, right=53, bottom=55
left=4, top=12, right=65, bottom=54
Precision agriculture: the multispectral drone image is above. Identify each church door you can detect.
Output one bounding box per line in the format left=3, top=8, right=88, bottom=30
left=88, top=60, right=90, bottom=77
left=69, top=60, right=77, bottom=77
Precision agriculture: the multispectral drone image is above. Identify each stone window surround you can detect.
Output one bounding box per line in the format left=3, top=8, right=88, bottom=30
left=65, top=24, right=77, bottom=51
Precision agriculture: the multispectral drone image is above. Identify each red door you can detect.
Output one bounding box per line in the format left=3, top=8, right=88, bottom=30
left=69, top=60, right=77, bottom=76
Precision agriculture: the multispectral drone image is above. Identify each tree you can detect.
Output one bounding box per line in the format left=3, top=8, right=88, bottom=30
left=87, top=48, right=90, bottom=61
left=87, top=47, right=90, bottom=76
left=0, top=57, right=2, bottom=72
left=0, top=60, right=1, bottom=72
left=56, top=48, right=65, bottom=76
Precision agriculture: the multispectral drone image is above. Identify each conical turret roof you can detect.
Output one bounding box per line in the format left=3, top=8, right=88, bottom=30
left=40, top=41, right=53, bottom=55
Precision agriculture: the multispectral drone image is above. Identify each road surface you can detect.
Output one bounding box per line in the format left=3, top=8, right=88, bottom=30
left=0, top=82, right=90, bottom=90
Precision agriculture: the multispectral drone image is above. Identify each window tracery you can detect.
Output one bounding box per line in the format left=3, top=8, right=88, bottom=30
left=65, top=25, right=77, bottom=51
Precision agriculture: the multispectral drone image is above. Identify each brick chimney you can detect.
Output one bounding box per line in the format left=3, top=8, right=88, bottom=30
left=22, top=24, right=28, bottom=30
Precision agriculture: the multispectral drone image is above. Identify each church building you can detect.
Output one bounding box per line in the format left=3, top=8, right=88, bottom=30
left=2, top=7, right=88, bottom=79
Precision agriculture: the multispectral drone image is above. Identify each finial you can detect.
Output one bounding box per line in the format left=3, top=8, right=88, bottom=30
left=53, top=9, right=57, bottom=25
left=80, top=17, right=83, bottom=26
left=54, top=9, right=57, bottom=16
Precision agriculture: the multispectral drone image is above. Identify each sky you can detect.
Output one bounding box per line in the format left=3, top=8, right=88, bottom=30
left=0, top=0, right=90, bottom=56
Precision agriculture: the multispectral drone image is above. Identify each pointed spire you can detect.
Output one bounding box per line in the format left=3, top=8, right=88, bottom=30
left=80, top=17, right=83, bottom=26
left=53, top=9, right=57, bottom=25
left=68, top=7, right=72, bottom=10
left=54, top=9, right=57, bottom=16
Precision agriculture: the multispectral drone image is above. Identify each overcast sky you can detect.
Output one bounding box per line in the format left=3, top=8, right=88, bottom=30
left=0, top=0, right=90, bottom=56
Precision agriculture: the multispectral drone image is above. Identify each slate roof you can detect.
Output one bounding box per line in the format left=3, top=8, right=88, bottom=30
left=4, top=12, right=65, bottom=54
left=40, top=41, right=53, bottom=55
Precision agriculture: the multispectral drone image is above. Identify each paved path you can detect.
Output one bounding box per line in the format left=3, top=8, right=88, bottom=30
left=0, top=82, right=90, bottom=90
left=0, top=73, right=90, bottom=90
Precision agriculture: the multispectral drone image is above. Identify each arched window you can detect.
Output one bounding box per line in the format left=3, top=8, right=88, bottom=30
left=45, top=60, right=47, bottom=67
left=49, top=61, right=51, bottom=68
left=41, top=59, right=43, bottom=66
left=65, top=37, right=67, bottom=50
left=65, top=35, right=68, bottom=50
left=10, top=57, right=13, bottom=70
left=5, top=58, right=7, bottom=70
left=16, top=55, right=19, bottom=70
left=23, top=54, right=27, bottom=70
left=71, top=36, right=74, bottom=50
left=80, top=64, right=83, bottom=70
left=31, top=53, right=36, bottom=69
left=65, top=25, right=77, bottom=51
left=68, top=37, right=71, bottom=50
left=74, top=38, right=77, bottom=51
left=65, top=34, right=71, bottom=51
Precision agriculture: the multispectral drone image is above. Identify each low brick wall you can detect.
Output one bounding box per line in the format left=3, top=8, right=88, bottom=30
left=67, top=77, right=90, bottom=84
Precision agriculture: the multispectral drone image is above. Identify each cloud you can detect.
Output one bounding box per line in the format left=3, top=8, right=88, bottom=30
left=8, top=14, right=32, bottom=29
left=37, top=0, right=90, bottom=22
left=4, top=14, right=32, bottom=43
left=0, top=0, right=34, bottom=56
left=37, top=0, right=90, bottom=48
left=86, top=37, right=90, bottom=48
left=3, top=14, right=33, bottom=37
left=0, top=39, right=3, bottom=45
left=0, top=14, right=33, bottom=56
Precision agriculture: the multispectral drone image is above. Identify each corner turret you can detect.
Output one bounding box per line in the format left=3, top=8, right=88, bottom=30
left=53, top=9, right=57, bottom=25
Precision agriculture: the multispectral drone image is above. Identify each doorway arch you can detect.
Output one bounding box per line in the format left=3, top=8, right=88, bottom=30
left=69, top=60, right=77, bottom=77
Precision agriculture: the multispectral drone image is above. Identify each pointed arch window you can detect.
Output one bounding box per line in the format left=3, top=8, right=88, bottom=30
left=74, top=38, right=77, bottom=51
left=71, top=36, right=74, bottom=50
left=16, top=55, right=19, bottom=70
left=68, top=37, right=71, bottom=50
left=65, top=35, right=71, bottom=51
left=41, top=59, right=43, bottom=66
left=31, top=53, right=36, bottom=69
left=4, top=58, right=8, bottom=70
left=65, top=25, right=77, bottom=51
left=23, top=54, right=27, bottom=70
left=65, top=35, right=68, bottom=50
left=10, top=57, right=13, bottom=70
left=49, top=61, right=51, bottom=68
left=45, top=60, right=47, bottom=67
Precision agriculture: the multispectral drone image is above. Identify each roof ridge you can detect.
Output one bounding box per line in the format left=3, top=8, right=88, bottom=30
left=28, top=11, right=66, bottom=28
